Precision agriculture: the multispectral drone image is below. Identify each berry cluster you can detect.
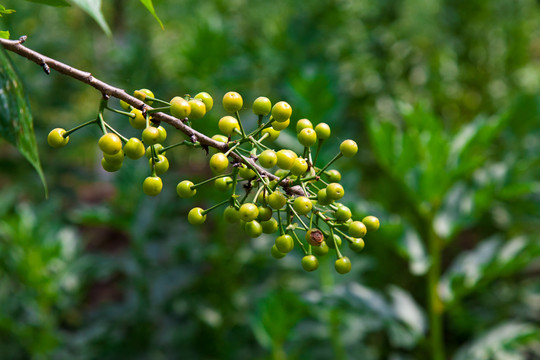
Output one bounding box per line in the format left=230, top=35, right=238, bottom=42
left=47, top=89, right=379, bottom=274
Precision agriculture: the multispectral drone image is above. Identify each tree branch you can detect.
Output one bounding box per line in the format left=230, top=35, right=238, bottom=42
left=0, top=35, right=303, bottom=195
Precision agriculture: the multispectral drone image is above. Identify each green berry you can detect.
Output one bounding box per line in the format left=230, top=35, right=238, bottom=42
left=314, top=123, right=331, bottom=140
left=253, top=96, right=271, bottom=116
left=188, top=207, right=207, bottom=225
left=335, top=256, right=352, bottom=274
left=258, top=150, right=277, bottom=168
left=223, top=91, right=243, bottom=113
left=238, top=164, right=256, bottom=179
left=170, top=96, right=191, bottom=118
left=334, top=205, right=352, bottom=222
left=142, top=126, right=160, bottom=145
left=129, top=109, right=147, bottom=130
left=340, top=139, right=358, bottom=157
left=176, top=180, right=196, bottom=198
left=124, top=138, right=145, bottom=159
left=134, top=88, right=154, bottom=104
left=47, top=128, right=69, bottom=148
left=218, top=116, right=240, bottom=136
left=312, top=241, right=329, bottom=256
left=223, top=206, right=240, bottom=223
left=239, top=203, right=259, bottom=222
left=271, top=118, right=289, bottom=131
left=297, top=128, right=317, bottom=147
left=212, top=134, right=229, bottom=143
left=209, top=153, right=229, bottom=174
left=157, top=126, right=167, bottom=143
left=326, top=169, right=341, bottom=183
left=261, top=128, right=280, bottom=141
left=293, top=196, right=312, bottom=215
left=290, top=157, right=308, bottom=176
left=326, top=234, right=342, bottom=249
left=257, top=206, right=273, bottom=221
left=317, top=188, right=333, bottom=205
left=275, top=234, right=294, bottom=253
left=214, top=176, right=232, bottom=191
left=150, top=154, right=169, bottom=175
left=120, top=99, right=131, bottom=110
left=104, top=149, right=125, bottom=165
left=362, top=216, right=380, bottom=232
left=145, top=144, right=165, bottom=159
left=143, top=176, right=162, bottom=196
left=271, top=101, right=292, bottom=122
left=267, top=191, right=287, bottom=210
left=261, top=218, right=278, bottom=234
left=244, top=220, right=263, bottom=238
left=98, top=133, right=123, bottom=155
left=276, top=149, right=297, bottom=170
left=349, top=221, right=367, bottom=238
left=271, top=244, right=287, bottom=259
left=326, top=183, right=344, bottom=200
left=101, top=157, right=122, bottom=172
left=301, top=255, right=319, bottom=272
left=188, top=99, right=206, bottom=119
left=349, top=238, right=365, bottom=252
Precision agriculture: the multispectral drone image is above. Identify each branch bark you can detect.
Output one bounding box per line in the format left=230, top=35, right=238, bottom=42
left=0, top=36, right=303, bottom=195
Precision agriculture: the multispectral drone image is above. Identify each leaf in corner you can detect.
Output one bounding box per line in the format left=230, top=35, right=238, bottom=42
left=23, top=0, right=71, bottom=7
left=139, top=0, right=164, bottom=29
left=68, top=0, right=111, bottom=36
left=0, top=49, right=47, bottom=195
left=0, top=31, right=9, bottom=39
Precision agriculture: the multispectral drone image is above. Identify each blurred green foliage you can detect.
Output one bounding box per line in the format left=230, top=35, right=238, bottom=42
left=1, top=0, right=540, bottom=359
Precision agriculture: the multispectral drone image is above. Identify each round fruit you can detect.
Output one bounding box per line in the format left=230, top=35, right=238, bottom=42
left=296, top=119, right=313, bottom=133
left=195, top=92, right=213, bottom=111
left=261, top=128, right=280, bottom=141
left=244, top=220, right=263, bottom=238
left=349, top=221, right=367, bottom=238
left=124, top=138, right=145, bottom=159
left=212, top=134, right=229, bottom=143
left=258, top=150, right=277, bottom=169
left=290, top=158, right=308, bottom=176
left=276, top=149, right=297, bottom=170
left=239, top=203, right=259, bottom=222
left=134, top=88, right=154, bottom=104
left=253, top=96, right=271, bottom=116
left=188, top=207, right=206, bottom=225
left=275, top=234, right=294, bottom=253
left=223, top=206, right=240, bottom=223
left=271, top=101, right=292, bottom=122
left=176, top=180, right=196, bottom=198
left=271, top=244, right=286, bottom=259
left=334, top=205, right=352, bottom=222
left=271, top=118, right=289, bottom=131
left=157, top=126, right=167, bottom=143
left=293, top=196, right=312, bottom=215
left=326, top=169, right=341, bottom=183
left=314, top=123, right=331, bottom=140
left=298, top=128, right=317, bottom=147
left=129, top=109, right=147, bottom=130
left=209, top=153, right=229, bottom=174
left=349, top=238, right=365, bottom=252
left=223, top=91, right=243, bottom=113
left=261, top=218, right=278, bottom=234
left=142, top=127, right=160, bottom=145
left=340, top=139, right=358, bottom=157
left=301, top=255, right=319, bottom=272
left=312, top=241, right=329, bottom=256
left=120, top=99, right=130, bottom=110
left=326, top=234, right=342, bottom=249
left=267, top=191, right=287, bottom=210
left=150, top=154, right=169, bottom=175
left=218, top=116, right=240, bottom=136
left=238, top=164, right=256, bottom=179
left=143, top=176, right=163, bottom=196
left=362, top=216, right=380, bottom=232
left=101, top=157, right=122, bottom=172
left=326, top=183, right=344, bottom=201
left=214, top=176, right=232, bottom=191
left=305, top=229, right=324, bottom=246
left=257, top=206, right=273, bottom=221
left=98, top=133, right=123, bottom=155
left=188, top=99, right=206, bottom=119
left=170, top=96, right=191, bottom=118
left=47, top=128, right=69, bottom=148
left=335, top=256, right=352, bottom=274
left=104, top=149, right=125, bottom=165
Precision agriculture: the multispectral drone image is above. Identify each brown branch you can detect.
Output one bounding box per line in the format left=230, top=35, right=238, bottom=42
left=0, top=35, right=303, bottom=195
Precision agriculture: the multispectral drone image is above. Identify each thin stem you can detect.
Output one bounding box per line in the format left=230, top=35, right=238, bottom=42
left=234, top=111, right=247, bottom=138
left=313, top=141, right=323, bottom=167
left=105, top=106, right=135, bottom=118
left=103, top=122, right=129, bottom=142
left=147, top=106, right=171, bottom=114
left=145, top=96, right=171, bottom=106
left=287, top=204, right=309, bottom=231
left=191, top=173, right=233, bottom=189
left=289, top=230, right=308, bottom=255
left=64, top=118, right=97, bottom=136
left=316, top=153, right=343, bottom=175
left=202, top=199, right=230, bottom=215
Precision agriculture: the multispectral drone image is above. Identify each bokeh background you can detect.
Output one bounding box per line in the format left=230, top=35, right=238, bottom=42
left=1, top=0, right=540, bottom=359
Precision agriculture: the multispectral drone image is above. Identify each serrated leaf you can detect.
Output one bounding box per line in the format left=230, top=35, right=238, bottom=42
left=139, top=0, right=164, bottom=29
left=0, top=49, right=47, bottom=195
left=23, top=0, right=71, bottom=7
left=68, top=0, right=111, bottom=36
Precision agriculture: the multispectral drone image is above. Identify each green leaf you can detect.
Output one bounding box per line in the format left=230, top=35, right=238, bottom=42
left=23, top=0, right=71, bottom=7
left=68, top=0, right=111, bottom=36
left=0, top=31, right=9, bottom=39
left=0, top=5, right=16, bottom=15
left=0, top=49, right=47, bottom=195
left=139, top=0, right=164, bottom=29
